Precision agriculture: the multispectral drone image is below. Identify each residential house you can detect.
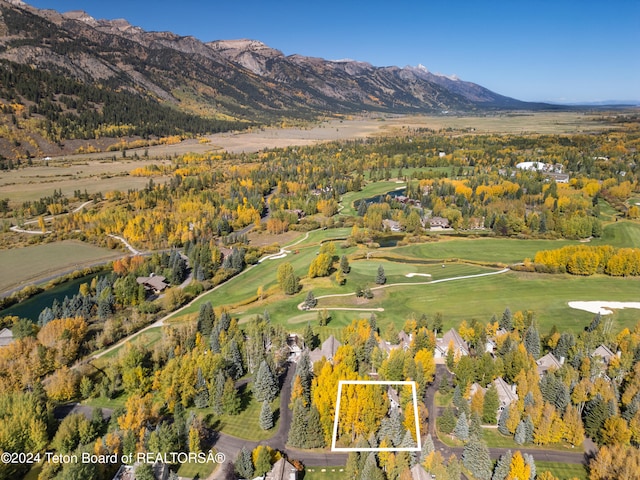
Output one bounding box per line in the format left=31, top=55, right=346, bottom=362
left=383, top=219, right=403, bottom=232
left=493, top=376, right=518, bottom=420
left=469, top=377, right=518, bottom=421
left=387, top=387, right=400, bottom=412
left=378, top=338, right=400, bottom=356
left=592, top=344, right=617, bottom=365
left=113, top=462, right=169, bottom=480
left=485, top=328, right=508, bottom=354
left=435, top=328, right=469, bottom=359
left=309, top=335, right=342, bottom=364
left=428, top=216, right=450, bottom=229
left=398, top=331, right=412, bottom=351
left=286, top=334, right=303, bottom=362
left=265, top=458, right=298, bottom=480
left=136, top=274, right=169, bottom=294
left=536, top=352, right=564, bottom=377
left=0, top=328, right=14, bottom=347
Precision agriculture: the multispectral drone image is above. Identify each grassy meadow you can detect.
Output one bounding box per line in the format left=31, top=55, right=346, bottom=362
left=0, top=240, right=122, bottom=293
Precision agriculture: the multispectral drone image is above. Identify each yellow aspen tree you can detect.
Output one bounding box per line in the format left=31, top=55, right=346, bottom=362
left=507, top=451, right=531, bottom=480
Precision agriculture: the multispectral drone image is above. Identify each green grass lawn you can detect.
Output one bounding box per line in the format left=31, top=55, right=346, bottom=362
left=592, top=220, right=640, bottom=249
left=481, top=427, right=580, bottom=452
left=303, top=467, right=348, bottom=479
left=339, top=181, right=404, bottom=216
left=536, top=461, right=587, bottom=480
left=83, top=393, right=128, bottom=410
left=202, top=384, right=281, bottom=442
left=96, top=327, right=163, bottom=360
left=301, top=269, right=640, bottom=334
left=176, top=457, right=216, bottom=479
left=394, top=237, right=579, bottom=265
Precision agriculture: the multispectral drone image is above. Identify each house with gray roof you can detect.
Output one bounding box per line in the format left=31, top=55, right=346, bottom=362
left=309, top=335, right=342, bottom=364
left=536, top=352, right=564, bottom=377
left=592, top=344, right=617, bottom=365
left=435, top=328, right=469, bottom=359
left=0, top=328, right=14, bottom=347
left=265, top=458, right=298, bottom=480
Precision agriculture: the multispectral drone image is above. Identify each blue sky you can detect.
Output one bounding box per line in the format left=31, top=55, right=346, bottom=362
left=26, top=0, right=640, bottom=103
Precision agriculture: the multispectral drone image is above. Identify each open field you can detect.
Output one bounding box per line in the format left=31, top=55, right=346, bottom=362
left=0, top=240, right=122, bottom=294
left=6, top=111, right=623, bottom=206
left=536, top=462, right=588, bottom=480
left=0, top=158, right=172, bottom=204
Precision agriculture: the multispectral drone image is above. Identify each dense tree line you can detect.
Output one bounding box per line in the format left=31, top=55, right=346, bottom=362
left=0, top=60, right=248, bottom=145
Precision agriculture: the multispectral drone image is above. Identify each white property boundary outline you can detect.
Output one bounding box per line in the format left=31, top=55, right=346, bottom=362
left=331, top=380, right=422, bottom=452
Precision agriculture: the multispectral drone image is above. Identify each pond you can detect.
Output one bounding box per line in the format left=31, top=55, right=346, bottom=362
left=361, top=186, right=407, bottom=205
left=0, top=272, right=102, bottom=322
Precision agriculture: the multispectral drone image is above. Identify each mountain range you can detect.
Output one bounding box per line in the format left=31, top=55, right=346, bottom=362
left=0, top=0, right=550, bottom=160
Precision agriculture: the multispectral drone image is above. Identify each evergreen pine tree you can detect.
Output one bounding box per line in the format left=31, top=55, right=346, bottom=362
left=304, top=290, right=317, bottom=309
left=523, top=453, right=536, bottom=480
left=196, top=302, right=215, bottom=337
left=287, top=399, right=308, bottom=447
left=375, top=265, right=386, bottom=285
left=194, top=368, right=209, bottom=409
left=306, top=405, right=325, bottom=448
left=584, top=395, right=609, bottom=443
left=345, top=451, right=361, bottom=479
left=209, top=327, right=221, bottom=354
left=462, top=436, right=492, bottom=480
left=361, top=452, right=385, bottom=480
left=514, top=420, right=527, bottom=444
left=221, top=377, right=241, bottom=415
left=293, top=351, right=312, bottom=404
left=524, top=415, right=534, bottom=444
left=419, top=434, right=435, bottom=462
left=211, top=371, right=224, bottom=415
left=235, top=447, right=254, bottom=480
left=523, top=323, right=541, bottom=357
left=491, top=450, right=512, bottom=480
left=454, top=411, right=469, bottom=441
left=587, top=313, right=602, bottom=332
left=259, top=400, right=274, bottom=430
left=369, top=313, right=377, bottom=332
left=500, top=307, right=513, bottom=331
left=340, top=255, right=351, bottom=274
left=469, top=411, right=482, bottom=440
left=303, top=322, right=319, bottom=350
left=483, top=384, right=500, bottom=424
left=254, top=360, right=278, bottom=403
left=227, top=339, right=244, bottom=379
left=498, top=405, right=510, bottom=435
left=439, top=406, right=456, bottom=435
left=253, top=446, right=272, bottom=477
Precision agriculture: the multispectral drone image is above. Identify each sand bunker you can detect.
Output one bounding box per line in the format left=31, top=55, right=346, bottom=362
left=568, top=301, right=640, bottom=315
left=405, top=273, right=433, bottom=278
